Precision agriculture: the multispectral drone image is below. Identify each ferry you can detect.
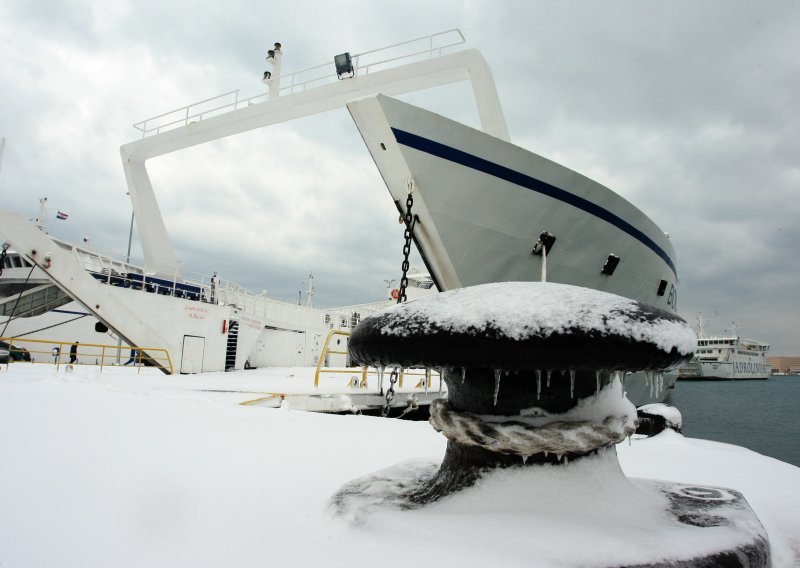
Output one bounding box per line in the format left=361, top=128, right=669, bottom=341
left=2, top=30, right=681, bottom=408
left=679, top=334, right=770, bottom=380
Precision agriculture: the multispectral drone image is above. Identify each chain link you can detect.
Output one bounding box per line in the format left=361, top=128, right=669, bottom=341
left=0, top=243, right=9, bottom=277
left=381, top=186, right=417, bottom=417
left=397, top=191, right=416, bottom=304
left=381, top=368, right=400, bottom=417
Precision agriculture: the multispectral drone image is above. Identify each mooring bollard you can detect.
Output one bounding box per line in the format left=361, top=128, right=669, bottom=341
left=348, top=282, right=693, bottom=499
left=333, top=282, right=771, bottom=567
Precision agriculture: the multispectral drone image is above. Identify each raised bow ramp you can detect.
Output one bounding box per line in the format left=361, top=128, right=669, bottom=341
left=347, top=94, right=679, bottom=314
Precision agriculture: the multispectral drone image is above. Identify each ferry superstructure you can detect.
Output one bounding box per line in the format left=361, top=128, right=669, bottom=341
left=679, top=335, right=770, bottom=380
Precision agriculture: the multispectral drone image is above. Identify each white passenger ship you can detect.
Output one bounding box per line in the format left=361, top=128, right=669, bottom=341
left=679, top=334, right=770, bottom=380
left=2, top=30, right=682, bottom=407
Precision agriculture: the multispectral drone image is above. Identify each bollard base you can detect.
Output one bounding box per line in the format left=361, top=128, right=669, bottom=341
left=330, top=448, right=769, bottom=567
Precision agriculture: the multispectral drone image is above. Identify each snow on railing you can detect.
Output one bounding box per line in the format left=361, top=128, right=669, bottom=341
left=132, top=29, right=465, bottom=138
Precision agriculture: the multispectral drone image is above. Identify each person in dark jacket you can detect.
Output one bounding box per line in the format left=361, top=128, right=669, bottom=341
left=69, top=341, right=78, bottom=364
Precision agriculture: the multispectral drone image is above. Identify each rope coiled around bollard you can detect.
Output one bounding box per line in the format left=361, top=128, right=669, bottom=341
left=429, top=399, right=637, bottom=458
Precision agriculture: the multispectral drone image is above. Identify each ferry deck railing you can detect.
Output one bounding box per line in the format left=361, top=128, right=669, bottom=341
left=132, top=29, right=465, bottom=138
left=38, top=237, right=391, bottom=330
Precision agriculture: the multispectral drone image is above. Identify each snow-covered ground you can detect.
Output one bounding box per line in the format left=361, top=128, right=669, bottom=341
left=1, top=364, right=798, bottom=567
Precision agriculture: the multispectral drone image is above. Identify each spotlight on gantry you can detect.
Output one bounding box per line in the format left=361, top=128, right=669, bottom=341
left=334, top=52, right=354, bottom=79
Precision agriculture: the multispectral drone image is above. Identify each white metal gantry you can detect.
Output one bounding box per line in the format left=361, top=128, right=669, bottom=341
left=119, top=30, right=509, bottom=276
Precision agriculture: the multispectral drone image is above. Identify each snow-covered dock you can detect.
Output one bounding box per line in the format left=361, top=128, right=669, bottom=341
left=1, top=364, right=798, bottom=567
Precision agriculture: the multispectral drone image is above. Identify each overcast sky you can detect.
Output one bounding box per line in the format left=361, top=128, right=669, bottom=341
left=1, top=1, right=799, bottom=354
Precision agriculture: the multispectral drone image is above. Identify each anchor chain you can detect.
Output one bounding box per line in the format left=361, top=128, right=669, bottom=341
left=381, top=368, right=400, bottom=417
left=381, top=186, right=417, bottom=416
left=397, top=191, right=417, bottom=304
left=0, top=243, right=9, bottom=277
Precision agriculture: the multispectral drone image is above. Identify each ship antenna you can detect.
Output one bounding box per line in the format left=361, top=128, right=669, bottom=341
left=306, top=272, right=314, bottom=307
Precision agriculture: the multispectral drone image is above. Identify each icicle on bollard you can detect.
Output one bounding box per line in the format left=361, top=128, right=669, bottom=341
left=569, top=369, right=576, bottom=399
left=345, top=281, right=695, bottom=503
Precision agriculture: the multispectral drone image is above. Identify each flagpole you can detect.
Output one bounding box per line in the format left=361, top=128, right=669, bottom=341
left=126, top=211, right=134, bottom=263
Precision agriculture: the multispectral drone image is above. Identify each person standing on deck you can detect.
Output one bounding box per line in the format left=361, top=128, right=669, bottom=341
left=69, top=341, right=78, bottom=364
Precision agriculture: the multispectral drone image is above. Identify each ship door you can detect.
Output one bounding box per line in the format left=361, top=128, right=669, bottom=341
left=181, top=335, right=206, bottom=374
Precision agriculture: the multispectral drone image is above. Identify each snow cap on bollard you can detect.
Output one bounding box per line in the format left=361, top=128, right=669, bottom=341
left=350, top=282, right=696, bottom=373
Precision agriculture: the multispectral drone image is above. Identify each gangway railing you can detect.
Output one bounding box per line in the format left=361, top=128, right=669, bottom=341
left=0, top=337, right=173, bottom=374
left=313, top=329, right=441, bottom=390
left=132, top=29, right=465, bottom=138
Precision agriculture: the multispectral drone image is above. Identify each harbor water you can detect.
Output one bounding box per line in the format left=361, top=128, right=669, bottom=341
left=665, top=375, right=800, bottom=468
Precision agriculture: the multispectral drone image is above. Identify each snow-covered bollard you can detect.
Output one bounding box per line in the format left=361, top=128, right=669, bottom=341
left=348, top=282, right=695, bottom=500
left=334, top=282, right=771, bottom=567
left=637, top=403, right=683, bottom=435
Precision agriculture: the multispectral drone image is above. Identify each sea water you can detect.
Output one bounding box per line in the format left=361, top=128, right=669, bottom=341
left=665, top=375, right=800, bottom=468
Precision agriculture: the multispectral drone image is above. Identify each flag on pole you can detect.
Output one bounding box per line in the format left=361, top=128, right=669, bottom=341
left=56, top=211, right=69, bottom=220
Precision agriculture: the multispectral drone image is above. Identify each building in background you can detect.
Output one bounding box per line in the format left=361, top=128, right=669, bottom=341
left=767, top=356, right=800, bottom=375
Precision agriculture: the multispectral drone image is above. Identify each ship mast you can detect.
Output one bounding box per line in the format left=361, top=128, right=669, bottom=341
left=306, top=273, right=314, bottom=307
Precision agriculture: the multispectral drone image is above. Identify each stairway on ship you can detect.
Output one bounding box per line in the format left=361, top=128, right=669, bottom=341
left=225, top=320, right=239, bottom=371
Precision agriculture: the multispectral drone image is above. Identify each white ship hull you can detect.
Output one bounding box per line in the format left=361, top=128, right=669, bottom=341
left=679, top=359, right=770, bottom=380
left=348, top=95, right=679, bottom=313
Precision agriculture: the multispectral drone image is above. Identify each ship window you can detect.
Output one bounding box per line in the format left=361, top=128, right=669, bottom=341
left=12, top=256, right=22, bottom=268
left=23, top=259, right=32, bottom=267
left=657, top=280, right=668, bottom=296
left=2, top=257, right=10, bottom=268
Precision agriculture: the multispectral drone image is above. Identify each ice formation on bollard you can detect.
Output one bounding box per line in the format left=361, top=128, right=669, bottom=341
left=347, top=281, right=695, bottom=486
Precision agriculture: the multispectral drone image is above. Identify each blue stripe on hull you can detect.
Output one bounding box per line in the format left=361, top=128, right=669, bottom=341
left=391, top=127, right=677, bottom=278
left=52, top=309, right=91, bottom=316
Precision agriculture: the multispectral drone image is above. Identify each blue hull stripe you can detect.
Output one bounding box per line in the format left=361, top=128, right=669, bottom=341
left=391, top=127, right=677, bottom=277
